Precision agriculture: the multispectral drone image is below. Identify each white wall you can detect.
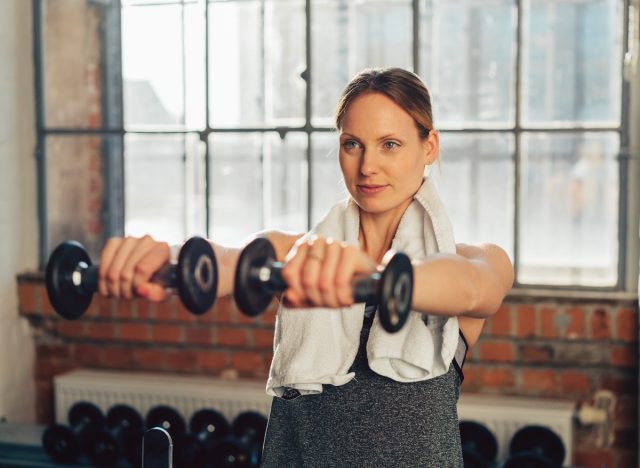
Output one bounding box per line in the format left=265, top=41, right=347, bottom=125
left=0, top=0, right=37, bottom=422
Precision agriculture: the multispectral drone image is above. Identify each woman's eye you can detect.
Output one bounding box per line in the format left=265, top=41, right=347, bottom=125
left=342, top=140, right=360, bottom=150
left=383, top=141, right=400, bottom=150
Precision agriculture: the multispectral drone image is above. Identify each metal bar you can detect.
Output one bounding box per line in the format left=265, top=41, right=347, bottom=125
left=513, top=0, right=522, bottom=285
left=33, top=0, right=48, bottom=268
left=412, top=0, right=420, bottom=73
left=305, top=0, right=312, bottom=230
left=204, top=0, right=212, bottom=237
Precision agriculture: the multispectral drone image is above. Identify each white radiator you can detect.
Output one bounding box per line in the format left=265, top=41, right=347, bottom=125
left=54, top=369, right=574, bottom=464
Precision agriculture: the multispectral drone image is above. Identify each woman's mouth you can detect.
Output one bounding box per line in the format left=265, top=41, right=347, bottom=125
left=357, top=184, right=387, bottom=195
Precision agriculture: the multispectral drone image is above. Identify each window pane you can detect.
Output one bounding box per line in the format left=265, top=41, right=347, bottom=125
left=46, top=135, right=119, bottom=260
left=209, top=0, right=306, bottom=127
left=522, top=0, right=623, bottom=125
left=432, top=133, right=515, bottom=259
left=122, top=2, right=206, bottom=129
left=311, top=0, right=413, bottom=126
left=420, top=0, right=517, bottom=127
left=125, top=134, right=205, bottom=244
left=311, top=133, right=348, bottom=225
left=519, top=132, right=619, bottom=286
left=42, top=0, right=122, bottom=128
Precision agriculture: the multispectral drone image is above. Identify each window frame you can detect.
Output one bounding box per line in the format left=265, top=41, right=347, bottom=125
left=32, top=0, right=640, bottom=295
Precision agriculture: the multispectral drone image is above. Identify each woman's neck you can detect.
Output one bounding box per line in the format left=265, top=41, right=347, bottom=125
left=358, top=197, right=413, bottom=264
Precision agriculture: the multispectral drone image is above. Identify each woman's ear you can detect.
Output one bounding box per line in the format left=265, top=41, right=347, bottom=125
left=422, top=129, right=440, bottom=165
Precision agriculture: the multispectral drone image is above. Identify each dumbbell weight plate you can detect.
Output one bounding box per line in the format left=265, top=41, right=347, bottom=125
left=459, top=420, right=498, bottom=466
left=107, top=404, right=143, bottom=432
left=146, top=406, right=186, bottom=440
left=41, top=424, right=81, bottom=464
left=508, top=425, right=565, bottom=466
left=378, top=252, right=413, bottom=333
left=176, top=237, right=218, bottom=315
left=45, top=241, right=93, bottom=320
left=503, top=452, right=558, bottom=468
left=234, top=237, right=276, bottom=317
left=191, top=408, right=230, bottom=442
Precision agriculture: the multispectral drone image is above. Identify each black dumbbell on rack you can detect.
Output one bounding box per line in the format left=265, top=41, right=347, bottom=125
left=503, top=425, right=565, bottom=468
left=41, top=401, right=106, bottom=464
left=206, top=411, right=267, bottom=468
left=84, top=404, right=145, bottom=467
left=234, top=237, right=414, bottom=333
left=458, top=420, right=498, bottom=468
left=174, top=408, right=230, bottom=467
left=46, top=236, right=218, bottom=320
left=146, top=405, right=187, bottom=443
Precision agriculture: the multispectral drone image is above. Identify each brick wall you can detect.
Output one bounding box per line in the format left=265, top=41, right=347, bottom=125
left=17, top=273, right=638, bottom=467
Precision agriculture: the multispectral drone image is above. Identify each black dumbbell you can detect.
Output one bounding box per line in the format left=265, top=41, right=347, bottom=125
left=206, top=411, right=267, bottom=468
left=41, top=401, right=105, bottom=464
left=84, top=404, right=144, bottom=467
left=459, top=420, right=498, bottom=468
left=174, top=408, right=230, bottom=467
left=503, top=425, right=565, bottom=468
left=46, top=236, right=218, bottom=320
left=234, top=237, right=413, bottom=333
left=146, top=405, right=187, bottom=442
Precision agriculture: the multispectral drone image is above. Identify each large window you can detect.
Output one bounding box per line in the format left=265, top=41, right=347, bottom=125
left=34, top=0, right=636, bottom=291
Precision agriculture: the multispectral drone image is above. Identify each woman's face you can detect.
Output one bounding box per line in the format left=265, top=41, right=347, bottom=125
left=339, top=92, right=438, bottom=216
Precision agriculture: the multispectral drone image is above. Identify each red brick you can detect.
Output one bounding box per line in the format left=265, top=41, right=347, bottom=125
left=477, top=341, right=514, bottom=362
left=41, top=287, right=56, bottom=315
left=231, top=352, right=264, bottom=374
left=615, top=451, right=638, bottom=468
left=614, top=396, right=638, bottom=428
left=519, top=344, right=554, bottom=364
left=156, top=298, right=176, bottom=321
left=253, top=329, right=275, bottom=349
left=479, top=367, right=515, bottom=389
left=209, top=296, right=233, bottom=324
left=36, top=344, right=71, bottom=361
left=86, top=322, right=116, bottom=341
left=488, top=304, right=511, bottom=336
left=522, top=369, right=557, bottom=394
left=151, top=324, right=183, bottom=344
left=136, top=299, right=156, bottom=320
left=116, top=299, right=136, bottom=319
left=165, top=350, right=199, bottom=372
left=35, top=380, right=54, bottom=424
left=539, top=306, right=558, bottom=339
left=175, top=301, right=198, bottom=322
left=73, top=343, right=103, bottom=367
left=57, top=320, right=85, bottom=337
left=600, top=376, right=638, bottom=395
left=565, top=306, right=586, bottom=339
left=217, top=328, right=248, bottom=347
left=119, top=323, right=150, bottom=342
left=515, top=305, right=536, bottom=338
left=18, top=283, right=38, bottom=313
left=616, top=307, right=638, bottom=342
left=560, top=371, right=591, bottom=394
left=460, top=366, right=481, bottom=390
left=610, top=346, right=638, bottom=368
left=185, top=327, right=213, bottom=345
left=35, top=359, right=75, bottom=380
left=590, top=308, right=612, bottom=340
left=198, top=351, right=229, bottom=372
left=134, top=348, right=166, bottom=370
left=260, top=302, right=278, bottom=326
left=90, top=295, right=115, bottom=318
left=103, top=346, right=133, bottom=368
left=574, top=449, right=614, bottom=468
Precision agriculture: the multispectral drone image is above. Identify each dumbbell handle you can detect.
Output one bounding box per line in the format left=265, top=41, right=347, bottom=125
left=70, top=262, right=178, bottom=294
left=252, top=261, right=382, bottom=304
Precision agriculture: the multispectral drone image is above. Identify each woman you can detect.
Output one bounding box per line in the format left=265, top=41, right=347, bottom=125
left=98, top=68, right=513, bottom=466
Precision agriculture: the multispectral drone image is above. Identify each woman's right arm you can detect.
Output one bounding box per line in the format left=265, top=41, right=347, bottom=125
left=97, top=231, right=303, bottom=301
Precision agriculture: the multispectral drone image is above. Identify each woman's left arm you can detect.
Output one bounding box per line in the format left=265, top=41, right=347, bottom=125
left=410, top=243, right=514, bottom=319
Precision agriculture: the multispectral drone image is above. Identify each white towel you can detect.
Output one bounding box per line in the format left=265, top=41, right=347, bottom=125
left=266, top=177, right=459, bottom=397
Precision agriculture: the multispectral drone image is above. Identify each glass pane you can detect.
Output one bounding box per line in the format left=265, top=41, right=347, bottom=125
left=431, top=133, right=515, bottom=259
left=311, top=133, right=348, bottom=225
left=420, top=0, right=516, bottom=127
left=209, top=0, right=306, bottom=127
left=46, top=135, right=119, bottom=260
left=209, top=132, right=308, bottom=245
left=124, top=134, right=205, bottom=245
left=42, top=0, right=122, bottom=128
left=312, top=0, right=413, bottom=126
left=519, top=132, right=619, bottom=286
left=122, top=1, right=205, bottom=129
left=522, top=0, right=623, bottom=125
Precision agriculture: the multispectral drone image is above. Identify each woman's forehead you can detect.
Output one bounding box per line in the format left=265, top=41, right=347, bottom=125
left=340, top=92, right=416, bottom=137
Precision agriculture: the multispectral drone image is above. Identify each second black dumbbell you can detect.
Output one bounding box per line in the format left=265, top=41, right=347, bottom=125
left=234, top=237, right=414, bottom=333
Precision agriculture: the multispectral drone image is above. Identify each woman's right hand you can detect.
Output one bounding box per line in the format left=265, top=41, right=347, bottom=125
left=98, top=235, right=170, bottom=301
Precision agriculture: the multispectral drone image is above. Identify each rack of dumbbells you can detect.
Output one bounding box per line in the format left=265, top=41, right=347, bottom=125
left=42, top=401, right=267, bottom=467
left=459, top=420, right=566, bottom=468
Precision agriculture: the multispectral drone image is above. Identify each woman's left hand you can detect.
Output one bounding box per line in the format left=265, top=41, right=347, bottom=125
left=280, top=235, right=377, bottom=308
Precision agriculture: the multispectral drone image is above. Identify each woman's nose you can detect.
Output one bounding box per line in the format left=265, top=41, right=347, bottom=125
left=359, top=150, right=380, bottom=176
